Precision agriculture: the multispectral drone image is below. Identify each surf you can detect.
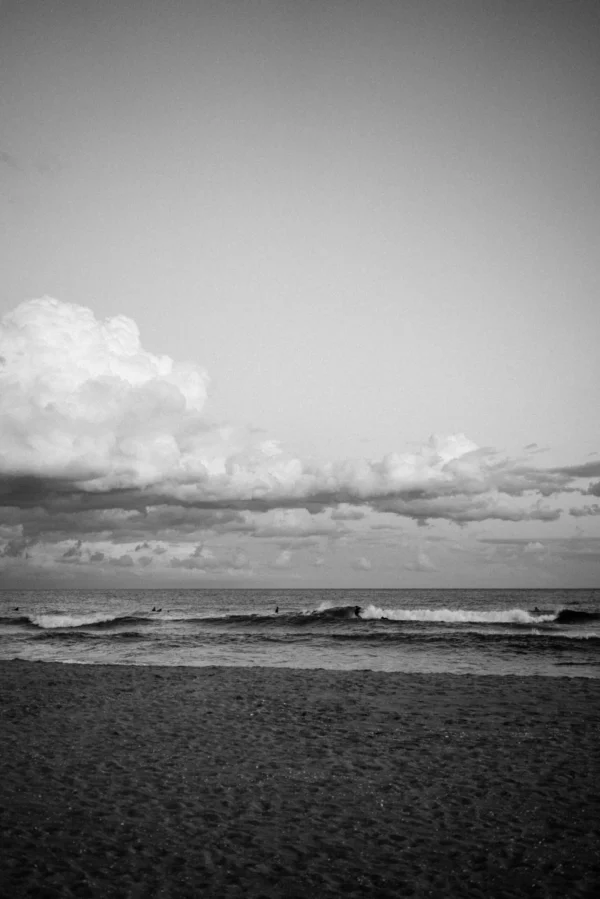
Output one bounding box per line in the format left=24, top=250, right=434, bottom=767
left=358, top=605, right=557, bottom=624
left=28, top=612, right=150, bottom=630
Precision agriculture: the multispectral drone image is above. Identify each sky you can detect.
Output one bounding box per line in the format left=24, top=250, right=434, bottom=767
left=1, top=0, right=599, bottom=588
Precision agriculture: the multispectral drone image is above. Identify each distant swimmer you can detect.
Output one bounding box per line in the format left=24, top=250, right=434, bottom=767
left=533, top=606, right=541, bottom=614
left=354, top=605, right=361, bottom=618
left=13, top=606, right=19, bottom=611
left=152, top=606, right=156, bottom=612
left=275, top=606, right=279, bottom=614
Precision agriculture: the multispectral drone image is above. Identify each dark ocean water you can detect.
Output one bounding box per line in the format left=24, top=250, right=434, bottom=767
left=0, top=589, right=598, bottom=677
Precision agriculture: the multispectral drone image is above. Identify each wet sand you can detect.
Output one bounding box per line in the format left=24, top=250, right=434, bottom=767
left=1, top=661, right=599, bottom=898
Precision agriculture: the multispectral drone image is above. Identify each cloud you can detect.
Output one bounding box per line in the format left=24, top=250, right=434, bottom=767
left=1, top=538, right=29, bottom=558
left=60, top=540, right=83, bottom=562
left=112, top=554, right=135, bottom=568
left=272, top=549, right=292, bottom=569
left=556, top=551, right=600, bottom=564
left=0, top=297, right=210, bottom=482
left=171, top=543, right=222, bottom=570
left=522, top=541, right=545, bottom=554
left=477, top=535, right=600, bottom=568
left=250, top=508, right=344, bottom=539
left=156, top=541, right=252, bottom=573
left=230, top=548, right=250, bottom=569
left=353, top=556, right=372, bottom=571
left=1, top=297, right=598, bottom=577
left=373, top=493, right=560, bottom=524
left=0, top=500, right=248, bottom=546
left=331, top=504, right=368, bottom=521
left=551, top=461, right=600, bottom=478
left=523, top=443, right=550, bottom=456
left=0, top=299, right=574, bottom=506
left=405, top=549, right=437, bottom=572
left=478, top=536, right=599, bottom=547
left=570, top=504, right=600, bottom=517
left=478, top=537, right=544, bottom=546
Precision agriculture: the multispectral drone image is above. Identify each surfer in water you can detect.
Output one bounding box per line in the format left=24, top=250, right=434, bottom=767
left=354, top=605, right=361, bottom=618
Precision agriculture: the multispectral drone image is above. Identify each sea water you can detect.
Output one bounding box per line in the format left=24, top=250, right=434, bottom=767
left=0, top=588, right=598, bottom=677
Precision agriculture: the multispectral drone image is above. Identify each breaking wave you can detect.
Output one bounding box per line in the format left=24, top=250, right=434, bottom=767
left=28, top=613, right=151, bottom=630
left=359, top=605, right=557, bottom=624
left=2, top=604, right=596, bottom=632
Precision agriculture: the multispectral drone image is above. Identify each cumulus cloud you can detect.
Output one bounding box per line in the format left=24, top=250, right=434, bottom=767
left=0, top=298, right=585, bottom=512
left=0, top=297, right=209, bottom=482
left=1, top=297, right=598, bottom=581
left=353, top=556, right=372, bottom=571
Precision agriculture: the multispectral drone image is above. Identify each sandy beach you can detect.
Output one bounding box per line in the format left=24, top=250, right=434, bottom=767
left=1, top=662, right=599, bottom=898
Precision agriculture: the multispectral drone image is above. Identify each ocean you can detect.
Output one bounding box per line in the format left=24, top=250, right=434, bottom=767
left=1, top=588, right=598, bottom=677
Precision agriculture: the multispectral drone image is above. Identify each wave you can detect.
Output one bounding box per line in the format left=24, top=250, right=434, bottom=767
left=555, top=609, right=600, bottom=624
left=3, top=604, right=597, bottom=632
left=0, top=615, right=32, bottom=626
left=308, top=604, right=362, bottom=620
left=34, top=630, right=146, bottom=642
left=23, top=625, right=599, bottom=647
left=328, top=630, right=600, bottom=646
left=30, top=629, right=600, bottom=651
left=28, top=612, right=152, bottom=630
left=359, top=605, right=557, bottom=624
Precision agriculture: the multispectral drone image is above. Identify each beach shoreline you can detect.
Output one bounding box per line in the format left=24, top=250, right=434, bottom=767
left=1, top=661, right=599, bottom=898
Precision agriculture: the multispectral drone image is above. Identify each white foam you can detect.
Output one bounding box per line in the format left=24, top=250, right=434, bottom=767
left=30, top=612, right=123, bottom=629
left=359, top=605, right=556, bottom=624
left=315, top=600, right=335, bottom=612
